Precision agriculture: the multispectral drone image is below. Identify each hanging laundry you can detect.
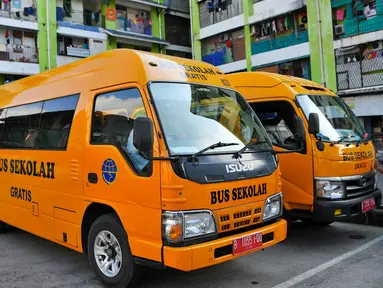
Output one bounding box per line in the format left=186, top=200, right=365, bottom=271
left=206, top=0, right=213, bottom=13
left=219, top=0, right=227, bottom=12
left=95, top=11, right=100, bottom=23
left=336, top=9, right=345, bottom=21
left=272, top=20, right=277, bottom=34
left=226, top=37, right=232, bottom=48
left=277, top=18, right=284, bottom=32
left=214, top=0, right=219, bottom=13
left=285, top=15, right=292, bottom=30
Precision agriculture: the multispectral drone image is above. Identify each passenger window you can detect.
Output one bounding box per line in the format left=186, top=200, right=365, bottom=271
left=250, top=101, right=300, bottom=150
left=91, top=88, right=150, bottom=174
left=0, top=109, right=6, bottom=145
left=2, top=102, right=43, bottom=149
left=38, top=95, right=79, bottom=150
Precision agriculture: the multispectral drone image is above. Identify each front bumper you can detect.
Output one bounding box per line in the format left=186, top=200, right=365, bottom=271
left=313, top=188, right=382, bottom=221
left=163, top=219, right=287, bottom=271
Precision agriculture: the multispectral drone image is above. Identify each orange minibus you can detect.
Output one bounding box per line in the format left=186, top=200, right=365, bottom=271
left=227, top=72, right=381, bottom=228
left=0, top=50, right=287, bottom=287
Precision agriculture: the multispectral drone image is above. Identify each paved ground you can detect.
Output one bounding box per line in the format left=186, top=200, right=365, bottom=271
left=0, top=176, right=382, bottom=288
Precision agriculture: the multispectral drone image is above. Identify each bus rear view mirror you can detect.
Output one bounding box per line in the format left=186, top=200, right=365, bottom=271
left=308, top=113, right=320, bottom=135
left=133, top=117, right=154, bottom=154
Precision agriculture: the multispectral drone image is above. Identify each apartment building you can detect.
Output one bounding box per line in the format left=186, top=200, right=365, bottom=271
left=0, top=0, right=191, bottom=84
left=191, top=0, right=383, bottom=140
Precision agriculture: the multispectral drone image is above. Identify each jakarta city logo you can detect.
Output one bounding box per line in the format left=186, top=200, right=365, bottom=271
left=102, top=158, right=117, bottom=185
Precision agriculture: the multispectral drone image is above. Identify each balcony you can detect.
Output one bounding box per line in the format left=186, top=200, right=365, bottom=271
left=202, top=29, right=246, bottom=66
left=332, top=0, right=383, bottom=39
left=251, top=30, right=308, bottom=55
left=199, top=0, right=244, bottom=29
left=336, top=41, right=383, bottom=91
left=0, top=7, right=37, bottom=22
left=0, top=44, right=38, bottom=63
left=56, top=8, right=102, bottom=27
left=128, top=0, right=168, bottom=9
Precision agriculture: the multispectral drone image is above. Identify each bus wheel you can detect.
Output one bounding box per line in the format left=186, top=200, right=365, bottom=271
left=0, top=222, right=4, bottom=233
left=87, top=214, right=141, bottom=288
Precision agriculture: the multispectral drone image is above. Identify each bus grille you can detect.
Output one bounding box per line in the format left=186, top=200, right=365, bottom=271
left=343, top=171, right=375, bottom=199
left=215, top=203, right=263, bottom=233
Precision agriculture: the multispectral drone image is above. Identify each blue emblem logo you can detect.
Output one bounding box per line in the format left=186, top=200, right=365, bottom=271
left=102, top=159, right=117, bottom=185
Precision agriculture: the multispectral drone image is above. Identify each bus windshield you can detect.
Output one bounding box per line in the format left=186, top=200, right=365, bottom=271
left=149, top=82, right=272, bottom=156
left=297, top=94, right=366, bottom=143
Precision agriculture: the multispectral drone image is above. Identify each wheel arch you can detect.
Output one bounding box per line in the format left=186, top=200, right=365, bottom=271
left=81, top=202, right=120, bottom=255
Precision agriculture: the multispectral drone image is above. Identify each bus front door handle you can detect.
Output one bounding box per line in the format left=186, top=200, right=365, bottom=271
left=88, top=173, right=98, bottom=184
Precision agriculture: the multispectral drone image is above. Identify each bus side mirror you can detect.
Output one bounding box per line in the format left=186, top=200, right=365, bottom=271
left=308, top=113, right=320, bottom=135
left=133, top=117, right=154, bottom=154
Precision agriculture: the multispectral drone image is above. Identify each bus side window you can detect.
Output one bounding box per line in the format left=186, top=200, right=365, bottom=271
left=2, top=102, right=43, bottom=149
left=91, top=88, right=150, bottom=175
left=37, top=94, right=79, bottom=150
left=0, top=109, right=6, bottom=146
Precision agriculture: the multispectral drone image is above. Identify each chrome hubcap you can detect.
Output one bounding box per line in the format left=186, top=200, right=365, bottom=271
left=94, top=230, right=122, bottom=277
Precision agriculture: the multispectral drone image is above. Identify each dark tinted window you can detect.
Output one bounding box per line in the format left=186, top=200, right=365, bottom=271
left=38, top=95, right=79, bottom=150
left=91, top=88, right=149, bottom=174
left=2, top=102, right=43, bottom=148
left=0, top=109, right=6, bottom=145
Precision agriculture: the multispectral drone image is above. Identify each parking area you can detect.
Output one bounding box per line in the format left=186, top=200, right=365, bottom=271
left=0, top=220, right=382, bottom=288
left=0, top=176, right=382, bottom=288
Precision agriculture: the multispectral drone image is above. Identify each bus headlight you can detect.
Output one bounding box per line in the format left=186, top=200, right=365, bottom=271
left=162, top=211, right=217, bottom=243
left=263, top=192, right=283, bottom=222
left=316, top=180, right=345, bottom=200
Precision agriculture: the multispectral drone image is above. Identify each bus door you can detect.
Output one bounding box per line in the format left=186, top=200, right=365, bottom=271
left=83, top=83, right=162, bottom=260
left=249, top=98, right=314, bottom=212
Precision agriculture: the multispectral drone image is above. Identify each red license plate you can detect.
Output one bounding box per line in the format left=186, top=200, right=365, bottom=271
left=361, top=198, right=376, bottom=213
left=233, top=232, right=263, bottom=256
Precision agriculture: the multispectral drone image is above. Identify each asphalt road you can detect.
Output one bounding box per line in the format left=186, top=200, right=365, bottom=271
left=0, top=175, right=382, bottom=288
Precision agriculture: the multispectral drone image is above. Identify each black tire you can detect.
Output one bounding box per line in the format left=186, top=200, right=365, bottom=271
left=0, top=221, right=8, bottom=233
left=87, top=214, right=141, bottom=288
left=301, top=219, right=334, bottom=226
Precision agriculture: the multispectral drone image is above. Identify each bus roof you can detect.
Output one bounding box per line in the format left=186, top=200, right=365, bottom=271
left=226, top=72, right=336, bottom=98
left=0, top=49, right=229, bottom=109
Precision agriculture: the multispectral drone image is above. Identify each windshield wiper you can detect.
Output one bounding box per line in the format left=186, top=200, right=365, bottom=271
left=234, top=141, right=272, bottom=159
left=335, top=135, right=353, bottom=146
left=188, top=142, right=239, bottom=162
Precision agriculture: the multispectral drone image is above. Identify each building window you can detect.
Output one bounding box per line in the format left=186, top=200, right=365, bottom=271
left=202, top=28, right=245, bottom=66
left=165, top=15, right=191, bottom=47
left=13, top=31, right=23, bottom=46
left=58, top=36, right=90, bottom=58
left=332, top=0, right=383, bottom=39
left=64, top=0, right=72, bottom=17
left=115, top=6, right=152, bottom=36
left=255, top=58, right=311, bottom=80
left=250, top=8, right=308, bottom=55
left=335, top=40, right=383, bottom=90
